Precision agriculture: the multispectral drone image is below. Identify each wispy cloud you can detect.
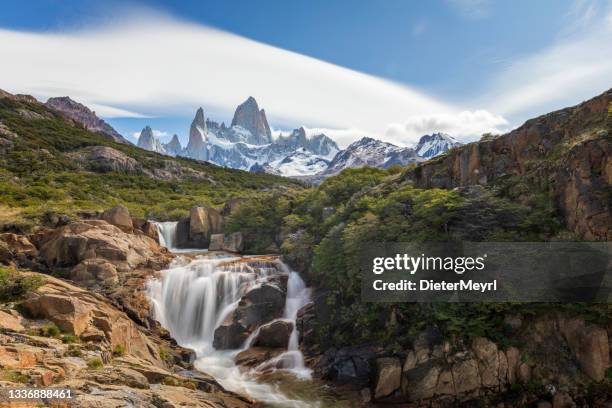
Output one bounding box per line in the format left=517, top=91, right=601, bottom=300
left=481, top=1, right=612, bottom=121
left=447, top=0, right=492, bottom=20
left=0, top=8, right=503, bottom=147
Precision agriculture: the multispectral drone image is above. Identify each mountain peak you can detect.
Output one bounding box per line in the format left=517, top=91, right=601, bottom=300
left=231, top=97, right=272, bottom=145
left=415, top=133, right=461, bottom=159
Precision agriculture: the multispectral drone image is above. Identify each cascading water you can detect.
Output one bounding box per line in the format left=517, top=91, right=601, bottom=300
left=147, top=255, right=317, bottom=407
left=155, top=221, right=178, bottom=250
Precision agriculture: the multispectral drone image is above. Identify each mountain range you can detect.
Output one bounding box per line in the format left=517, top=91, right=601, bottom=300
left=35, top=93, right=461, bottom=178
left=134, top=97, right=461, bottom=178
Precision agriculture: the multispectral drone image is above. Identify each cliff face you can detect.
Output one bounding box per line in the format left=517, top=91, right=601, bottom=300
left=409, top=88, right=611, bottom=240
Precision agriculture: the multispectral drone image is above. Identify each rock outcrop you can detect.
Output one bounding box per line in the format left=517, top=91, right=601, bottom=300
left=45, top=96, right=130, bottom=144
left=21, top=274, right=162, bottom=366
left=230, top=96, right=272, bottom=145
left=214, top=282, right=286, bottom=349
left=409, top=88, right=612, bottom=240
left=185, top=107, right=208, bottom=161
left=252, top=319, right=293, bottom=348
left=70, top=146, right=141, bottom=174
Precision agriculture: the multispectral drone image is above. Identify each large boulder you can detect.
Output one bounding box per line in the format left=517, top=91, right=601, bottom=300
left=208, top=234, right=224, bottom=251
left=316, top=346, right=376, bottom=388
left=176, top=206, right=224, bottom=249
left=213, top=283, right=286, bottom=350
left=70, top=146, right=140, bottom=174
left=70, top=259, right=118, bottom=286
left=37, top=220, right=162, bottom=269
left=253, top=320, right=293, bottom=349
left=20, top=274, right=163, bottom=367
left=132, top=218, right=159, bottom=241
left=222, top=232, right=244, bottom=253
left=101, top=205, right=133, bottom=231
left=374, top=357, right=401, bottom=400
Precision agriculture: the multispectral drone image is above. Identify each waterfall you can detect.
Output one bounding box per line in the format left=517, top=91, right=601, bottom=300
left=155, top=221, right=178, bottom=250
left=147, top=256, right=315, bottom=406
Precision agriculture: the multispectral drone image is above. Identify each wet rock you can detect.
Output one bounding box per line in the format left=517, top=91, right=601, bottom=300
left=222, top=232, right=244, bottom=253
left=402, top=359, right=442, bottom=400
left=234, top=347, right=283, bottom=368
left=253, top=320, right=293, bottom=349
left=101, top=205, right=133, bottom=231
left=374, top=357, right=401, bottom=400
left=208, top=233, right=224, bottom=251
left=213, top=283, right=286, bottom=350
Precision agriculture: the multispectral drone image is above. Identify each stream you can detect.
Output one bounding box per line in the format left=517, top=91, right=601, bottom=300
left=148, top=222, right=350, bottom=407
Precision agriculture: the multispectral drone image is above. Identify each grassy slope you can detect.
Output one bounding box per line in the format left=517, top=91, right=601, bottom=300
left=0, top=97, right=302, bottom=228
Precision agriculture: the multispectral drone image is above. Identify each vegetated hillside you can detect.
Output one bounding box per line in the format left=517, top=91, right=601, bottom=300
left=407, top=87, right=611, bottom=240
left=0, top=94, right=302, bottom=230
left=224, top=89, right=611, bottom=349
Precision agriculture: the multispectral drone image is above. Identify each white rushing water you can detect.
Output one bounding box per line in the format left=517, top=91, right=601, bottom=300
left=147, top=239, right=316, bottom=406
left=154, top=221, right=208, bottom=253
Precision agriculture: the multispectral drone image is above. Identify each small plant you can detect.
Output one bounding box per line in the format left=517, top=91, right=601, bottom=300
left=66, top=345, right=83, bottom=357
left=159, top=347, right=173, bottom=363
left=112, top=344, right=125, bottom=357
left=1, top=370, right=29, bottom=383
left=0, top=268, right=43, bottom=303
left=87, top=357, right=103, bottom=369
left=60, top=334, right=78, bottom=344
left=39, top=324, right=60, bottom=338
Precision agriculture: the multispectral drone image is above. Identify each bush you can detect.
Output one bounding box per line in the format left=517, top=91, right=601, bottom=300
left=112, top=344, right=125, bottom=357
left=87, top=357, right=103, bottom=369
left=39, top=324, right=61, bottom=338
left=60, top=334, right=78, bottom=344
left=0, top=268, right=43, bottom=303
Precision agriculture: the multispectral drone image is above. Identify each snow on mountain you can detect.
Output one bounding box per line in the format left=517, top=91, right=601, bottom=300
left=415, top=133, right=462, bottom=159
left=133, top=96, right=460, bottom=179
left=322, top=137, right=423, bottom=176
left=137, top=126, right=166, bottom=154
left=270, top=148, right=330, bottom=177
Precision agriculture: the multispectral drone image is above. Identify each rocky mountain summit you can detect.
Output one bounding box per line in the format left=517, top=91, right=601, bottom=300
left=415, top=132, right=461, bottom=158
left=323, top=136, right=423, bottom=177
left=230, top=96, right=272, bottom=144
left=137, top=97, right=340, bottom=176
left=45, top=96, right=130, bottom=145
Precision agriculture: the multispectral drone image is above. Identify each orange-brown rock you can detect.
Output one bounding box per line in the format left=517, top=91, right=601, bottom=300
left=20, top=274, right=163, bottom=367
left=409, top=88, right=611, bottom=240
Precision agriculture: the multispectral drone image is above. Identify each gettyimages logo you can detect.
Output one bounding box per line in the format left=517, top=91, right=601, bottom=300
left=372, top=253, right=487, bottom=275
left=362, top=242, right=612, bottom=303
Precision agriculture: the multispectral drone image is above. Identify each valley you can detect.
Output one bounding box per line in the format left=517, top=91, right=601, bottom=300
left=0, top=87, right=610, bottom=407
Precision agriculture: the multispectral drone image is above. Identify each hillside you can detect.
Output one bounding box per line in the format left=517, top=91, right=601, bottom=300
left=0, top=91, right=302, bottom=230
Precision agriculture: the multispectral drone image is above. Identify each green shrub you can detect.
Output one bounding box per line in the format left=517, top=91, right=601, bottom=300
left=112, top=344, right=125, bottom=357
left=87, top=357, right=103, bottom=369
left=0, top=268, right=43, bottom=303
left=60, top=334, right=78, bottom=344
left=39, top=324, right=61, bottom=338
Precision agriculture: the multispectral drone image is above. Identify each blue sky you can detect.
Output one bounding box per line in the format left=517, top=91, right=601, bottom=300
left=0, top=0, right=611, bottom=147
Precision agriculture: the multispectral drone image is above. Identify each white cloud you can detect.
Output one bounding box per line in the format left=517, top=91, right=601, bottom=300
left=480, top=1, right=612, bottom=121
left=384, top=110, right=508, bottom=145
left=87, top=103, right=150, bottom=118
left=0, top=9, right=503, bottom=146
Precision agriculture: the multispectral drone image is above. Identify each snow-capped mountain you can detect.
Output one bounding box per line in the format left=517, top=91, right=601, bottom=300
left=133, top=97, right=460, bottom=179
left=322, top=137, right=423, bottom=176
left=414, top=133, right=461, bottom=158
left=136, top=127, right=183, bottom=156
left=136, top=97, right=339, bottom=177
left=137, top=126, right=166, bottom=153
left=268, top=148, right=331, bottom=177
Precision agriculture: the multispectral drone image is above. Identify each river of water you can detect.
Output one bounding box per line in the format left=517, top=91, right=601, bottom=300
left=147, top=222, right=349, bottom=407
